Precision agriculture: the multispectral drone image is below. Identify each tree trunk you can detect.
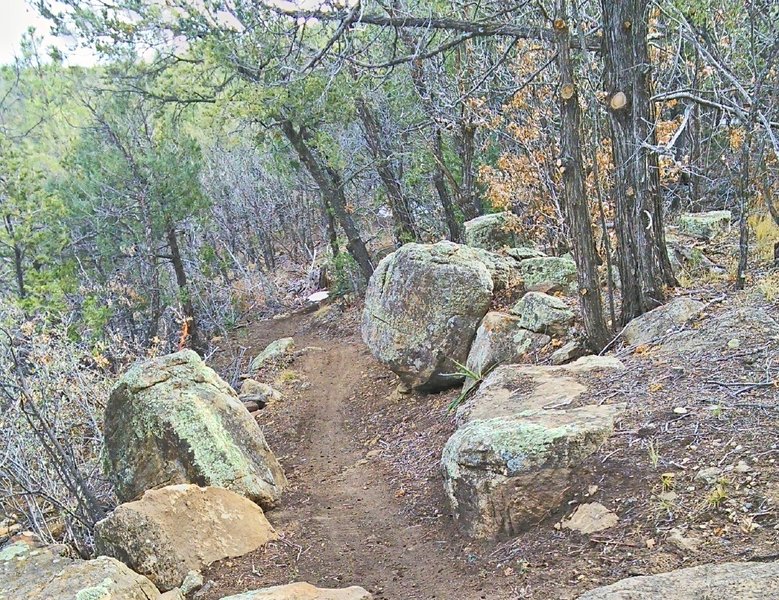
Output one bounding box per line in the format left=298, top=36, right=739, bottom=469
left=3, top=215, right=26, bottom=299
left=167, top=225, right=204, bottom=353
left=280, top=120, right=374, bottom=281
left=554, top=1, right=611, bottom=351
left=354, top=97, right=416, bottom=245
left=457, top=122, right=481, bottom=219
left=600, top=0, right=676, bottom=324
left=433, top=129, right=463, bottom=242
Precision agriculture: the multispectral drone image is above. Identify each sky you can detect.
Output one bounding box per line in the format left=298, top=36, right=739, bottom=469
left=0, top=0, right=96, bottom=66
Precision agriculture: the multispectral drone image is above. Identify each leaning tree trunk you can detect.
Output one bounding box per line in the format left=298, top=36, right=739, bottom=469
left=355, top=97, right=416, bottom=245
left=167, top=225, right=205, bottom=353
left=554, top=1, right=611, bottom=351
left=280, top=120, right=374, bottom=281
left=433, top=129, right=463, bottom=242
left=601, top=0, right=676, bottom=324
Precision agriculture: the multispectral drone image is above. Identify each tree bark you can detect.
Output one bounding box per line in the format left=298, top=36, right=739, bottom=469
left=280, top=119, right=374, bottom=281
left=433, top=129, right=463, bottom=242
left=167, top=225, right=204, bottom=352
left=354, top=97, right=416, bottom=245
left=3, top=214, right=26, bottom=299
left=456, top=122, right=481, bottom=219
left=554, top=2, right=611, bottom=351
left=600, top=0, right=676, bottom=324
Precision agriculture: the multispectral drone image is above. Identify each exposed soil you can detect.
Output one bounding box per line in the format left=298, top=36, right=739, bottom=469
left=200, top=291, right=779, bottom=600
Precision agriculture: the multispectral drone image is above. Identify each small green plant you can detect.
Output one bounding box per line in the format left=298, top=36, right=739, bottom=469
left=648, top=440, right=661, bottom=468
left=445, top=360, right=491, bottom=412
left=707, top=478, right=729, bottom=508
left=660, top=472, right=675, bottom=492
left=277, top=370, right=299, bottom=384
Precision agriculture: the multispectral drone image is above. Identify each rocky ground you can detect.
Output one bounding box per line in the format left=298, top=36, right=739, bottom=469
left=200, top=287, right=779, bottom=599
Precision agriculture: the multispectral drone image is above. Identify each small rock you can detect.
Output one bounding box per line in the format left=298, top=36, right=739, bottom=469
left=307, top=291, right=330, bottom=303
left=250, top=338, right=295, bottom=371
left=218, top=582, right=373, bottom=599
left=734, top=460, right=752, bottom=473
left=727, top=338, right=741, bottom=349
left=668, top=527, right=702, bottom=553
left=510, top=292, right=575, bottom=336
left=673, top=407, right=688, bottom=415
left=550, top=340, right=589, bottom=365
left=696, top=467, right=723, bottom=485
left=181, top=570, right=204, bottom=595
left=562, top=503, right=618, bottom=534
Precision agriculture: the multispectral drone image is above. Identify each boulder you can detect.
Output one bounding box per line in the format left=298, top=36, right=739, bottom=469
left=463, top=212, right=525, bottom=250
left=677, top=210, right=731, bottom=239
left=250, top=338, right=295, bottom=371
left=622, top=298, right=704, bottom=346
left=510, top=292, right=575, bottom=336
left=469, top=248, right=525, bottom=299
left=506, top=247, right=546, bottom=261
left=362, top=242, right=493, bottom=392
left=239, top=379, right=283, bottom=409
left=443, top=356, right=625, bottom=539
left=95, top=485, right=278, bottom=591
left=442, top=405, right=621, bottom=539
left=0, top=538, right=160, bottom=599
left=463, top=312, right=550, bottom=392
left=576, top=561, right=779, bottom=599
left=219, top=582, right=373, bottom=599
left=518, top=256, right=577, bottom=294
left=104, top=350, right=286, bottom=507
left=550, top=340, right=589, bottom=365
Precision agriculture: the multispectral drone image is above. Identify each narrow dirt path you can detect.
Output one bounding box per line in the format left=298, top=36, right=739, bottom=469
left=203, top=313, right=518, bottom=600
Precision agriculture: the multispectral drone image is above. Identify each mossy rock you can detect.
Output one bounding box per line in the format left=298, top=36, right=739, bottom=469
left=463, top=212, right=526, bottom=251
left=104, top=350, right=287, bottom=508
left=518, top=257, right=577, bottom=295
left=677, top=210, right=731, bottom=240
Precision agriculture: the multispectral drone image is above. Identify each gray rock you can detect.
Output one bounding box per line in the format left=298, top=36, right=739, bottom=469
left=443, top=357, right=625, bottom=538
left=576, top=561, right=779, bottom=599
left=518, top=256, right=577, bottom=295
left=622, top=298, right=705, bottom=347
left=463, top=312, right=550, bottom=392
left=677, top=210, right=731, bottom=239
left=362, top=242, right=493, bottom=392
left=95, top=485, right=278, bottom=591
left=0, top=538, right=161, bottom=599
left=442, top=405, right=622, bottom=539
left=550, top=340, right=590, bottom=365
left=464, top=212, right=525, bottom=250
left=510, top=292, right=575, bottom=336
left=250, top=338, right=295, bottom=371
left=104, top=350, right=287, bottom=508
left=506, top=247, right=546, bottom=261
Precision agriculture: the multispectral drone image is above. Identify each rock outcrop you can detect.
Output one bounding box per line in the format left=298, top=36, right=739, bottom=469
left=463, top=312, right=550, bottom=392
left=219, top=582, right=373, bottom=599
left=104, top=350, right=286, bottom=508
left=622, top=297, right=704, bottom=346
left=362, top=242, right=493, bottom=391
left=576, top=560, right=779, bottom=599
left=677, top=210, right=731, bottom=240
left=95, top=485, right=278, bottom=591
left=442, top=356, right=625, bottom=539
left=463, top=212, right=525, bottom=250
left=1, top=537, right=161, bottom=599
left=510, top=291, right=575, bottom=336
left=518, top=256, right=577, bottom=294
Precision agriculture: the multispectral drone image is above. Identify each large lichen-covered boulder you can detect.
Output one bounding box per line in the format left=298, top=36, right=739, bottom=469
left=622, top=297, right=704, bottom=347
left=464, top=211, right=525, bottom=251
left=362, top=242, right=493, bottom=392
left=104, top=350, right=286, bottom=507
left=576, top=560, right=779, bottom=599
left=463, top=312, right=550, bottom=393
left=469, top=248, right=525, bottom=300
left=220, top=582, right=373, bottom=599
left=95, top=485, right=278, bottom=591
left=677, top=210, right=731, bottom=240
left=442, top=406, right=621, bottom=539
left=442, top=356, right=625, bottom=539
left=519, top=256, right=577, bottom=294
left=510, top=291, right=575, bottom=336
left=0, top=537, right=161, bottom=599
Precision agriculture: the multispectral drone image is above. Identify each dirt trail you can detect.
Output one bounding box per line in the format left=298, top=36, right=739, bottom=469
left=204, top=313, right=517, bottom=600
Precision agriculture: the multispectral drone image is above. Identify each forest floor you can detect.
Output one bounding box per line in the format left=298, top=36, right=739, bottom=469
left=200, top=288, right=779, bottom=600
